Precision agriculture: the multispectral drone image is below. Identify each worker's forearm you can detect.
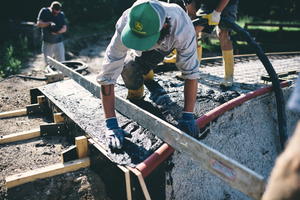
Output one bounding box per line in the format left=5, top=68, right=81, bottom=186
left=183, top=79, right=198, bottom=112
left=101, top=85, right=116, bottom=119
left=37, top=20, right=51, bottom=28
left=215, top=0, right=230, bottom=13
left=58, top=25, right=67, bottom=34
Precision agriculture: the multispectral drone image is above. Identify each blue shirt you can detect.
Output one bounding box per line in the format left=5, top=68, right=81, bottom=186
left=37, top=7, right=66, bottom=43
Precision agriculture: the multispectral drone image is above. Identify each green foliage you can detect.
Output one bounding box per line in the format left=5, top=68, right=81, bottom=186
left=0, top=35, right=30, bottom=78
left=0, top=46, right=21, bottom=78
left=238, top=0, right=300, bottom=21
left=60, top=0, right=135, bottom=26
left=1, top=0, right=299, bottom=25
left=235, top=16, right=255, bottom=29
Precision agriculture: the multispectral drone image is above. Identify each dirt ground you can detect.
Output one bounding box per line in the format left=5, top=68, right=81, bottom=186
left=0, top=37, right=111, bottom=200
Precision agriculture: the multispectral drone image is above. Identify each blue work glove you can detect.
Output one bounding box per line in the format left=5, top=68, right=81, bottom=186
left=105, top=117, right=131, bottom=149
left=178, top=112, right=198, bottom=137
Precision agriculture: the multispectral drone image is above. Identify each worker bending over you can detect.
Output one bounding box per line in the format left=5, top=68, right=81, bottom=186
left=97, top=0, right=200, bottom=149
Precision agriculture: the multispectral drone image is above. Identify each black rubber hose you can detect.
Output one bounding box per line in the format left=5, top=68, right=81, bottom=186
left=16, top=61, right=88, bottom=81
left=192, top=17, right=288, bottom=150
left=61, top=61, right=88, bottom=73
left=17, top=74, right=47, bottom=81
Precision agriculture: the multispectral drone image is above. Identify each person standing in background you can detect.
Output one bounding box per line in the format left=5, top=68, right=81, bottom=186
left=164, top=0, right=238, bottom=88
left=97, top=0, right=200, bottom=150
left=37, top=1, right=67, bottom=66
left=184, top=0, right=238, bottom=88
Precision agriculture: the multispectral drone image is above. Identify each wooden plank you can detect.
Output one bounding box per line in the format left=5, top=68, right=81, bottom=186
left=119, top=165, right=132, bottom=200
left=75, top=136, right=88, bottom=159
left=45, top=71, right=64, bottom=83
left=0, top=108, right=27, bottom=119
left=6, top=157, right=90, bottom=189
left=48, top=57, right=100, bottom=98
left=37, top=95, right=46, bottom=104
left=48, top=57, right=265, bottom=199
left=88, top=138, right=130, bottom=199
left=0, top=129, right=40, bottom=144
left=88, top=138, right=110, bottom=160
left=130, top=168, right=151, bottom=200
left=54, top=112, right=64, bottom=123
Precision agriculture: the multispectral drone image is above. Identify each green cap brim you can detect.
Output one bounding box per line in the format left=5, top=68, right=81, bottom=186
left=121, top=22, right=160, bottom=51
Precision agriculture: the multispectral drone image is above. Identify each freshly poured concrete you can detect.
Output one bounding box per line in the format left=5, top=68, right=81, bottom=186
left=40, top=55, right=300, bottom=199
left=166, top=87, right=300, bottom=200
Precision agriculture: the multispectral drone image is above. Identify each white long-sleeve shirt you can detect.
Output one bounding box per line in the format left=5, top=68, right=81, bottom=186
left=96, top=1, right=200, bottom=85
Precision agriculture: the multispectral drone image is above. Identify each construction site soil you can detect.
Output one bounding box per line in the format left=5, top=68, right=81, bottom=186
left=0, top=34, right=299, bottom=200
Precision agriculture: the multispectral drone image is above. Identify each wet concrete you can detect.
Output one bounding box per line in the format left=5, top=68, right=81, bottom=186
left=39, top=70, right=241, bottom=167
left=39, top=54, right=300, bottom=199
left=166, top=86, right=300, bottom=200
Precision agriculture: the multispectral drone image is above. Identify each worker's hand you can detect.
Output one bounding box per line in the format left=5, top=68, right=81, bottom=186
left=105, top=117, right=131, bottom=149
left=178, top=112, right=198, bottom=137
left=202, top=10, right=221, bottom=26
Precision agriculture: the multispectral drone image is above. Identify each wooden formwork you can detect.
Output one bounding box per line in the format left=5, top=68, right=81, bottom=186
left=2, top=87, right=165, bottom=200
left=37, top=84, right=166, bottom=200
left=1, top=57, right=269, bottom=200
left=44, top=57, right=265, bottom=200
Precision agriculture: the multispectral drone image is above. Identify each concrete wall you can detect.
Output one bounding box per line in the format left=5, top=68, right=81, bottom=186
left=166, top=86, right=300, bottom=200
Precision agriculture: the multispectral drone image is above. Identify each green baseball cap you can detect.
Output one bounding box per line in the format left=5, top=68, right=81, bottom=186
left=121, top=0, right=166, bottom=51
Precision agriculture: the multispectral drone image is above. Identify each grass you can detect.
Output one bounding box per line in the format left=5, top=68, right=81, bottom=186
left=235, top=16, right=300, bottom=30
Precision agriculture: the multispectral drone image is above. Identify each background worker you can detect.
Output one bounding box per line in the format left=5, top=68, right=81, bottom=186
left=184, top=0, right=238, bottom=88
left=97, top=0, right=200, bottom=150
left=37, top=1, right=67, bottom=66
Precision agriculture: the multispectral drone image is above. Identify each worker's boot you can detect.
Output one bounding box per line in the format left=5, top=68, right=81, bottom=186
left=143, top=70, right=154, bottom=82
left=127, top=85, right=144, bottom=100
left=163, top=49, right=177, bottom=64
left=220, top=50, right=234, bottom=87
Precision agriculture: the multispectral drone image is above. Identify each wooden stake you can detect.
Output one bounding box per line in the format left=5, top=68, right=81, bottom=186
left=54, top=113, right=64, bottom=123
left=37, top=95, right=46, bottom=104
left=0, top=129, right=40, bottom=144
left=6, top=157, right=90, bottom=189
left=75, top=136, right=88, bottom=158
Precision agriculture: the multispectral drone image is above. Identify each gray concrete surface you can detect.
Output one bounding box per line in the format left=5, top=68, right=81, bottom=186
left=166, top=86, right=300, bottom=200
left=39, top=51, right=300, bottom=199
